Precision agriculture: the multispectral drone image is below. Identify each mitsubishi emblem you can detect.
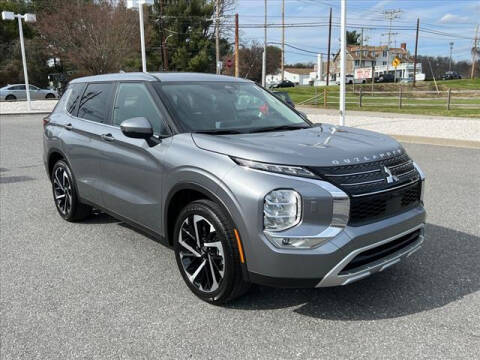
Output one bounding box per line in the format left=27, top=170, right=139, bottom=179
left=384, top=166, right=398, bottom=184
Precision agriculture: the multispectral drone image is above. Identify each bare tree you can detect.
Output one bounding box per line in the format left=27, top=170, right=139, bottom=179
left=36, top=0, right=140, bottom=75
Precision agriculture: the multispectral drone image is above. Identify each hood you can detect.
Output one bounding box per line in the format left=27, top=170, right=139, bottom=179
left=191, top=124, right=404, bottom=167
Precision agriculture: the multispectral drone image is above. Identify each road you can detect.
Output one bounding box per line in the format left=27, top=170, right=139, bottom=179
left=1, top=114, right=479, bottom=359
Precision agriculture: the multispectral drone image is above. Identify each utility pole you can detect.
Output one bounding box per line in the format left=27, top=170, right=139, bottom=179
left=262, top=0, right=267, bottom=87
left=382, top=9, right=402, bottom=73
left=215, top=0, right=220, bottom=74
left=471, top=25, right=479, bottom=79
left=339, top=0, right=346, bottom=126
left=326, top=7, right=332, bottom=86
left=235, top=13, right=239, bottom=77
left=281, top=0, right=285, bottom=81
left=413, top=18, right=419, bottom=87
left=449, top=42, right=454, bottom=71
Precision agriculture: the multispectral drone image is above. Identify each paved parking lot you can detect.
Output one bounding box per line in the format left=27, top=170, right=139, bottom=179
left=1, top=114, right=479, bottom=359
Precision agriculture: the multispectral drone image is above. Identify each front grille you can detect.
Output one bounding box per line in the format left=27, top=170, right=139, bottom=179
left=309, top=153, right=421, bottom=225
left=340, top=229, right=421, bottom=273
left=349, top=182, right=421, bottom=225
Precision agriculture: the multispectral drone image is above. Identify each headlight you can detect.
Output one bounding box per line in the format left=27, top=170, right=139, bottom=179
left=264, top=190, right=301, bottom=232
left=232, top=157, right=316, bottom=178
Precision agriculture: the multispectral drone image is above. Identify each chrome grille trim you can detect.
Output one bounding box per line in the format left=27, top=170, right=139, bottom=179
left=341, top=178, right=385, bottom=186
left=350, top=179, right=420, bottom=198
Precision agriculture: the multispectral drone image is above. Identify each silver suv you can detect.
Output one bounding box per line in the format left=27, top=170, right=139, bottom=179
left=43, top=72, right=426, bottom=304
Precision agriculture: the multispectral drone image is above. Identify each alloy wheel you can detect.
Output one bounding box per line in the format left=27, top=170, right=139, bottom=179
left=178, top=214, right=225, bottom=293
left=53, top=166, right=73, bottom=216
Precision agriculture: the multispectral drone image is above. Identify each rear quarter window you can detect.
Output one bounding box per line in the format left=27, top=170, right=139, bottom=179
left=52, top=84, right=83, bottom=115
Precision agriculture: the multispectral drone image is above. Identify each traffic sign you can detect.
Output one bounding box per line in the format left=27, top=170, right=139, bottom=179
left=392, top=57, right=401, bottom=68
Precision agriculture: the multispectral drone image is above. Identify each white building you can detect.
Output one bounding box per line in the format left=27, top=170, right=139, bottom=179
left=331, top=43, right=424, bottom=81
left=266, top=68, right=316, bottom=86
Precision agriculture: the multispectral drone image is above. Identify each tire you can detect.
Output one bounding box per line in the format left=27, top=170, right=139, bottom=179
left=45, top=93, right=55, bottom=99
left=51, top=160, right=91, bottom=221
left=5, top=95, right=16, bottom=101
left=174, top=199, right=250, bottom=304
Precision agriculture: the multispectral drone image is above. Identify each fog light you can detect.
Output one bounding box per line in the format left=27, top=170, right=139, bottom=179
left=264, top=190, right=301, bottom=231
left=265, top=235, right=329, bottom=249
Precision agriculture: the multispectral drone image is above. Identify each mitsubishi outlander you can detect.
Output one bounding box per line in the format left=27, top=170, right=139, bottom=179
left=43, top=72, right=426, bottom=304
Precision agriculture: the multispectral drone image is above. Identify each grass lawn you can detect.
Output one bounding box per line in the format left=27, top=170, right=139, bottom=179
left=281, top=79, right=480, bottom=118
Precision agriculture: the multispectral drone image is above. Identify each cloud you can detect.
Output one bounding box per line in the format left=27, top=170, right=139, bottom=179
left=439, top=13, right=470, bottom=24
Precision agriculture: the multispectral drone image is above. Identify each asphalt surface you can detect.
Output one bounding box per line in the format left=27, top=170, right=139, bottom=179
left=1, top=114, right=479, bottom=359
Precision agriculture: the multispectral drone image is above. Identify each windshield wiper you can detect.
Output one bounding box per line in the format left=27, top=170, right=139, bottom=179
left=247, top=124, right=310, bottom=133
left=193, top=129, right=245, bottom=135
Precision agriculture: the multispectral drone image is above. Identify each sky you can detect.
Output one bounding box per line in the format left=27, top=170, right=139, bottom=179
left=231, top=0, right=480, bottom=64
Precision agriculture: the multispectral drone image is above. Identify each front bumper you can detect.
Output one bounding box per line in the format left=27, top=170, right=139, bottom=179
left=247, top=205, right=426, bottom=288
left=223, top=162, right=426, bottom=288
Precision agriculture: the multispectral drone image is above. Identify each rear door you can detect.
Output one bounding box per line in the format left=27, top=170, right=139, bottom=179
left=63, top=82, right=115, bottom=205
left=98, top=81, right=172, bottom=232
left=11, top=85, right=26, bottom=100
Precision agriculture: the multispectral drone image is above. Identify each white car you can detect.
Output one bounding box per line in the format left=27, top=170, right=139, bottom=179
left=335, top=75, right=366, bottom=85
left=0, top=84, right=58, bottom=101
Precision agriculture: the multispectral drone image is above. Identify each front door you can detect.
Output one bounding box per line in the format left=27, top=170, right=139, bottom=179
left=98, top=82, right=172, bottom=233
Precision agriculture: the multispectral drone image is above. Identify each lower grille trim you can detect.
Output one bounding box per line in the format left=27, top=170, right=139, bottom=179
left=316, top=224, right=424, bottom=288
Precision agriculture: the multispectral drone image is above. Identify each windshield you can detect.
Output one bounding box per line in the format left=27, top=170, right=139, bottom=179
left=155, top=82, right=309, bottom=133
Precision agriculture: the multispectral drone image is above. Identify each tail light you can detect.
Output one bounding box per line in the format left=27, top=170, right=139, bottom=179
left=42, top=116, right=50, bottom=128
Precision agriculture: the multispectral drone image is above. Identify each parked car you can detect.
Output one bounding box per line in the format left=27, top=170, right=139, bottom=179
left=44, top=72, right=426, bottom=304
left=335, top=75, right=366, bottom=85
left=271, top=80, right=295, bottom=88
left=0, top=84, right=58, bottom=101
left=375, top=73, right=395, bottom=83
left=272, top=91, right=295, bottom=108
left=441, top=71, right=462, bottom=80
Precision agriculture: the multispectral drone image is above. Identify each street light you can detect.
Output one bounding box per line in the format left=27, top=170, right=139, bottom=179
left=127, top=0, right=154, bottom=73
left=2, top=11, right=36, bottom=112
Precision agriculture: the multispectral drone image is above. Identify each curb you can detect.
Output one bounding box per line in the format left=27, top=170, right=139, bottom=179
left=1, top=112, right=51, bottom=116
left=391, top=134, right=480, bottom=149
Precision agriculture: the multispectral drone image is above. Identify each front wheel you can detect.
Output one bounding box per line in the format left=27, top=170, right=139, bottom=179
left=174, top=199, right=250, bottom=304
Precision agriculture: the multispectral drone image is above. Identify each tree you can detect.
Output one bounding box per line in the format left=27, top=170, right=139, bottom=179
left=35, top=0, right=140, bottom=76
left=222, top=43, right=281, bottom=83
left=151, top=0, right=229, bottom=73
left=0, top=0, right=50, bottom=86
left=347, top=30, right=360, bottom=45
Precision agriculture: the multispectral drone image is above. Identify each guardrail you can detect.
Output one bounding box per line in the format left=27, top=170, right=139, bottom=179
left=297, top=89, right=480, bottom=111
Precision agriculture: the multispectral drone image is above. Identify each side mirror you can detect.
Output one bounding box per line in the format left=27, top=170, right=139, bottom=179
left=120, top=117, right=153, bottom=139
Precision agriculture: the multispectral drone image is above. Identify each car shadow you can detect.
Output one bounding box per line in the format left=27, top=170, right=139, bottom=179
left=228, top=223, right=480, bottom=320
left=83, top=210, right=165, bottom=244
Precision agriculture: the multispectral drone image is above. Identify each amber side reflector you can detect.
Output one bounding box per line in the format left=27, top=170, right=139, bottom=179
left=234, top=229, right=245, bottom=264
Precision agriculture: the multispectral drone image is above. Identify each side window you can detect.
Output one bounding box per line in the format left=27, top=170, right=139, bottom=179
left=77, top=83, right=113, bottom=123
left=113, top=83, right=168, bottom=135
left=12, top=85, right=25, bottom=90
left=65, top=84, right=83, bottom=115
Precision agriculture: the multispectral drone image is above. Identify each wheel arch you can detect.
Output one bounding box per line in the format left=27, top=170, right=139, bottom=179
left=164, top=182, right=237, bottom=247
left=47, top=148, right=69, bottom=180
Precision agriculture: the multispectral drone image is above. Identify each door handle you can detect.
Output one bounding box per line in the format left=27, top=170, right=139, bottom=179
left=64, top=123, right=73, bottom=130
left=101, top=133, right=115, bottom=142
